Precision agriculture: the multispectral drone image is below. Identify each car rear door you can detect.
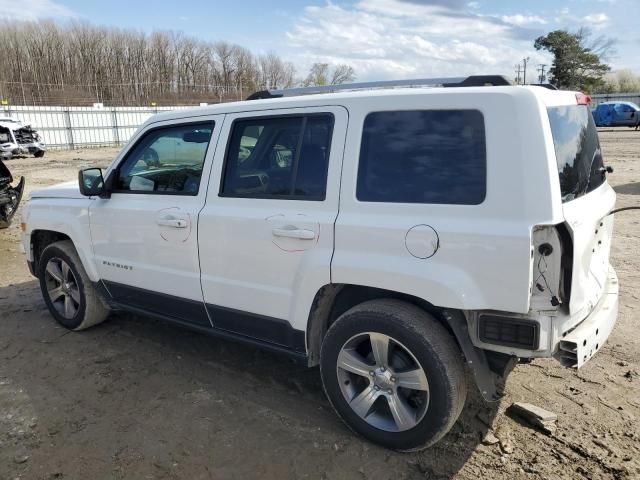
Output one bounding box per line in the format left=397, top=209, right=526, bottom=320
left=198, top=106, right=347, bottom=351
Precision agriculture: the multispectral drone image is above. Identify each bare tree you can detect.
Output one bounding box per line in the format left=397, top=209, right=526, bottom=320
left=303, top=63, right=330, bottom=87
left=0, top=19, right=298, bottom=105
left=259, top=51, right=296, bottom=89
left=303, top=63, right=356, bottom=87
left=576, top=27, right=617, bottom=62
left=330, top=64, right=356, bottom=85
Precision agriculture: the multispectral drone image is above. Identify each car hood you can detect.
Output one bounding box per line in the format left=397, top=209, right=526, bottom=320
left=0, top=121, right=29, bottom=131
left=30, top=180, right=84, bottom=199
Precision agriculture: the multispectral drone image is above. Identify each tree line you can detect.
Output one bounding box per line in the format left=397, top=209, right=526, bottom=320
left=599, top=70, right=640, bottom=94
left=0, top=20, right=355, bottom=106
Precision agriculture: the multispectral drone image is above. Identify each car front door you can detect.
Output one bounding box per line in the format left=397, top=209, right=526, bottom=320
left=89, top=116, right=224, bottom=326
left=612, top=104, right=632, bottom=125
left=198, top=106, right=347, bottom=351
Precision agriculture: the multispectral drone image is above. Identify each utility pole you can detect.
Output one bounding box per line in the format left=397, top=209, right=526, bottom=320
left=18, top=67, right=27, bottom=106
left=514, top=64, right=523, bottom=85
left=522, top=57, right=530, bottom=85
left=537, top=64, right=547, bottom=83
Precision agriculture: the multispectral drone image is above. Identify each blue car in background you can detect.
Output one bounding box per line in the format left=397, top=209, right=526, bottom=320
left=592, top=101, right=640, bottom=129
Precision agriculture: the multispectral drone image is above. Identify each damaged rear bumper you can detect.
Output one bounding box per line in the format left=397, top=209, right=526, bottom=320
left=555, top=266, right=619, bottom=368
left=0, top=142, right=45, bottom=158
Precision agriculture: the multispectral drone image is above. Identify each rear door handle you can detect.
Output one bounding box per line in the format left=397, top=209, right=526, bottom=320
left=157, top=217, right=188, bottom=228
left=272, top=226, right=316, bottom=240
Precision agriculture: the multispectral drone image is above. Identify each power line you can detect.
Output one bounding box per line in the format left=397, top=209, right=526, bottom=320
left=514, top=64, right=523, bottom=85
left=0, top=80, right=245, bottom=88
left=522, top=57, right=530, bottom=85
left=537, top=64, right=547, bottom=83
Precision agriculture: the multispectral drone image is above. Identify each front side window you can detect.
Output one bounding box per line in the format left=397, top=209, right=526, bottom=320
left=116, top=122, right=214, bottom=195
left=221, top=114, right=334, bottom=200
left=357, top=110, right=486, bottom=204
left=547, top=106, right=604, bottom=202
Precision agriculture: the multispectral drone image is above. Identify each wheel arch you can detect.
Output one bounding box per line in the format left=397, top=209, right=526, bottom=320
left=30, top=228, right=99, bottom=282
left=306, top=283, right=452, bottom=366
left=31, top=230, right=71, bottom=272
left=305, top=283, right=516, bottom=402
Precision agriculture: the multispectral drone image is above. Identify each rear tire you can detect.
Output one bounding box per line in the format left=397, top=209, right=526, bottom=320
left=38, top=240, right=109, bottom=330
left=34, top=150, right=45, bottom=158
left=320, top=299, right=467, bottom=451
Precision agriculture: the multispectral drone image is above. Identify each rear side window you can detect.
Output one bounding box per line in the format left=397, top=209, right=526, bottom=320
left=356, top=110, right=486, bottom=204
left=547, top=105, right=604, bottom=202
left=221, top=114, right=334, bottom=200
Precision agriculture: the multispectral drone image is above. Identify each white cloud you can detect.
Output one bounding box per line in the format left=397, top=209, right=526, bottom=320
left=582, top=13, right=609, bottom=25
left=286, top=0, right=549, bottom=81
left=501, top=14, right=547, bottom=26
left=554, top=7, right=570, bottom=23
left=0, top=0, right=76, bottom=20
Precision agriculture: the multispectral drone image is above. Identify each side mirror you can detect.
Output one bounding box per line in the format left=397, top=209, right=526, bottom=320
left=78, top=168, right=105, bottom=197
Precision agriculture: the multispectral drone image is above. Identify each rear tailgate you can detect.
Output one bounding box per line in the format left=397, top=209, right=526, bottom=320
left=563, top=185, right=615, bottom=317
left=546, top=102, right=616, bottom=318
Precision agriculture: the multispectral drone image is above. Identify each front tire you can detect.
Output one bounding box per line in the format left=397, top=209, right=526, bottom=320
left=320, top=299, right=467, bottom=451
left=38, top=240, right=109, bottom=330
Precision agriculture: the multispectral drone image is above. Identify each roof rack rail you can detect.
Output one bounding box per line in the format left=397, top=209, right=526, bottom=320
left=529, top=83, right=558, bottom=90
left=246, top=75, right=512, bottom=100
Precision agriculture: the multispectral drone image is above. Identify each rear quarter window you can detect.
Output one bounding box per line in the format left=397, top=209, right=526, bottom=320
left=356, top=110, right=486, bottom=204
left=547, top=105, right=605, bottom=202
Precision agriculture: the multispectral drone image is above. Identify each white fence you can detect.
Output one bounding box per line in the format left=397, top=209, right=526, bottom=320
left=1, top=105, right=193, bottom=149
left=4, top=94, right=639, bottom=150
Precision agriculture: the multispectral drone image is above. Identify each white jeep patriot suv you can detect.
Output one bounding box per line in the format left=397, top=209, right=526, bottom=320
left=20, top=76, right=619, bottom=451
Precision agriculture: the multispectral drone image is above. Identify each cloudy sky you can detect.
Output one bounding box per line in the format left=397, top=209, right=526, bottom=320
left=1, top=0, right=637, bottom=82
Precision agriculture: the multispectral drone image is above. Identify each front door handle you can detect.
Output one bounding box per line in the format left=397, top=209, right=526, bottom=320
left=272, top=226, right=316, bottom=240
left=157, top=217, right=188, bottom=228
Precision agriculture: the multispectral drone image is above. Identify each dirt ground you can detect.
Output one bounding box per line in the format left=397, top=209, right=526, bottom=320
left=0, top=131, right=639, bottom=480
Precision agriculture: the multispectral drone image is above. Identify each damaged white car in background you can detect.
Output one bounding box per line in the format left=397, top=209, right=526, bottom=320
left=0, top=116, right=46, bottom=159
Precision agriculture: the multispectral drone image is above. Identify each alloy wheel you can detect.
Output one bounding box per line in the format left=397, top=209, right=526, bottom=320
left=44, top=257, right=80, bottom=319
left=336, top=332, right=430, bottom=432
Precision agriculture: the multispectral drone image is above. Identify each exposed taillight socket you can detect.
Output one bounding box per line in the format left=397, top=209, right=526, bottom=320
left=576, top=93, right=591, bottom=105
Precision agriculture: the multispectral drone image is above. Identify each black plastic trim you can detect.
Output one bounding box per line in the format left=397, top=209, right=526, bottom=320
left=109, top=301, right=308, bottom=363
left=443, top=309, right=515, bottom=402
left=478, top=314, right=540, bottom=350
left=103, top=281, right=211, bottom=327
left=442, top=75, right=512, bottom=87
left=99, top=281, right=307, bottom=357
left=206, top=304, right=306, bottom=353
left=246, top=90, right=283, bottom=100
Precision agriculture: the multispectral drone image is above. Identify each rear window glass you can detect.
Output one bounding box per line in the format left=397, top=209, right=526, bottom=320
left=221, top=114, right=333, bottom=200
left=547, top=105, right=605, bottom=202
left=356, top=110, right=486, bottom=204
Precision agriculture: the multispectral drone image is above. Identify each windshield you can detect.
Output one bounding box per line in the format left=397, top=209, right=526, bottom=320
left=547, top=105, right=605, bottom=203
